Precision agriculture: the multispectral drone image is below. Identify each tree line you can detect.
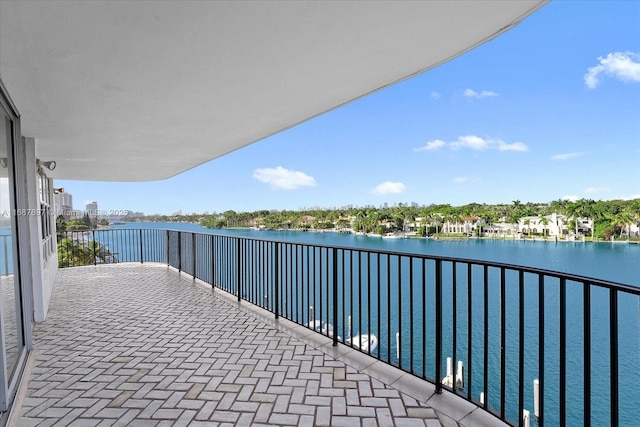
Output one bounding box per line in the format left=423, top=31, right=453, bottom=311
left=130, top=198, right=640, bottom=241
left=53, top=198, right=640, bottom=269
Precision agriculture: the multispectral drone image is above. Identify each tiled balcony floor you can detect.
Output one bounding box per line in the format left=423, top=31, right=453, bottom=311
left=14, top=264, right=504, bottom=426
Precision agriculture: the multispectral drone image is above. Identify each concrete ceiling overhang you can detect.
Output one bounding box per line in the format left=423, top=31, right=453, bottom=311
left=0, top=1, right=547, bottom=182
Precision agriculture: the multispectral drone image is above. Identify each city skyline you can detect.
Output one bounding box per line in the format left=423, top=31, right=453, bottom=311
left=56, top=1, right=640, bottom=216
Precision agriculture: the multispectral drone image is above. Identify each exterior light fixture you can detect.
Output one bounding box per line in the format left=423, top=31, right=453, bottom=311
left=37, top=160, right=56, bottom=171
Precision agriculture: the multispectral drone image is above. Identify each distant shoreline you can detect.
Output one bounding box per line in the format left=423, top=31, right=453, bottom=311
left=113, top=221, right=640, bottom=244
left=228, top=226, right=640, bottom=244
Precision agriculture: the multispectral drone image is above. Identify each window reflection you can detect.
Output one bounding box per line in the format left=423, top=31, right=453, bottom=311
left=0, top=112, right=23, bottom=381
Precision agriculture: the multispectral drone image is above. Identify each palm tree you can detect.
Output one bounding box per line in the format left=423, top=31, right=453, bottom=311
left=442, top=214, right=455, bottom=235
left=480, top=210, right=498, bottom=238
left=550, top=198, right=569, bottom=216
left=56, top=215, right=67, bottom=232
left=606, top=211, right=634, bottom=239
left=578, top=199, right=599, bottom=240
left=366, top=210, right=380, bottom=234
left=452, top=213, right=464, bottom=234
left=629, top=201, right=640, bottom=239
left=623, top=205, right=637, bottom=240
left=352, top=210, right=367, bottom=233
left=565, top=201, right=584, bottom=236
left=512, top=199, right=522, bottom=212
left=507, top=213, right=520, bottom=237
left=429, top=213, right=442, bottom=236
left=538, top=216, right=550, bottom=238
left=336, top=219, right=350, bottom=231
left=222, top=210, right=238, bottom=227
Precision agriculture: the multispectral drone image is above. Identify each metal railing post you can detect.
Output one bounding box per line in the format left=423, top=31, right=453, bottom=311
left=538, top=274, right=545, bottom=427
left=435, top=259, right=442, bottom=394
left=192, top=233, right=197, bottom=279
left=92, top=230, right=96, bottom=266
left=397, top=255, right=401, bottom=366
left=332, top=248, right=338, bottom=347
left=237, top=238, right=241, bottom=301
left=559, top=278, right=566, bottom=426
left=211, top=235, right=216, bottom=288
left=467, top=262, right=473, bottom=400
left=274, top=243, right=279, bottom=319
left=584, top=283, right=591, bottom=427
left=450, top=261, right=456, bottom=386
left=483, top=265, right=489, bottom=409
left=166, top=230, right=169, bottom=265
left=177, top=231, right=182, bottom=272
left=409, top=256, right=414, bottom=373
left=500, top=268, right=506, bottom=420
left=139, top=229, right=144, bottom=263
left=610, top=288, right=618, bottom=427
left=518, top=270, right=525, bottom=427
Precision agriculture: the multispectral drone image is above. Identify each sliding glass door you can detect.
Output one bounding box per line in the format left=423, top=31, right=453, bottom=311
left=0, top=82, right=29, bottom=412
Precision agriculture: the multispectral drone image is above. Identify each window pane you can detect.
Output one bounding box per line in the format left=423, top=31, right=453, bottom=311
left=0, top=113, right=25, bottom=381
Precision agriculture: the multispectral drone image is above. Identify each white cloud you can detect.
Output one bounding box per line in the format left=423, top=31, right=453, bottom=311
left=584, top=51, right=640, bottom=89
left=562, top=195, right=580, bottom=202
left=252, top=166, right=316, bottom=190
left=496, top=141, right=528, bottom=152
left=618, top=193, right=640, bottom=201
left=371, top=181, right=406, bottom=195
left=414, top=139, right=446, bottom=152
left=431, top=92, right=441, bottom=100
left=464, top=88, right=499, bottom=99
left=552, top=152, right=583, bottom=161
left=584, top=186, right=610, bottom=193
left=451, top=135, right=488, bottom=150
left=453, top=176, right=479, bottom=184
left=416, top=135, right=528, bottom=152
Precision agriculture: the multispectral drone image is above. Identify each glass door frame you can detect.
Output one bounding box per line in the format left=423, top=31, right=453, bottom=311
left=0, top=77, right=33, bottom=412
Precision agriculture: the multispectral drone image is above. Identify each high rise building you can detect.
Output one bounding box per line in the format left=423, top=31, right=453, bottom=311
left=54, top=191, right=73, bottom=218
left=86, top=201, right=98, bottom=218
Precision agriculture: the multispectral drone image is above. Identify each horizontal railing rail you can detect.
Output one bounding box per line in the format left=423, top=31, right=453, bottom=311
left=57, top=228, right=640, bottom=426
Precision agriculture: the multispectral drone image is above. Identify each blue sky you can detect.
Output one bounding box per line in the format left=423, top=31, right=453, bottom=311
left=58, top=1, right=640, bottom=215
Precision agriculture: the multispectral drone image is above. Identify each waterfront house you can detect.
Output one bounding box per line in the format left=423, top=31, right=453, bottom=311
left=441, top=216, right=483, bottom=236
left=299, top=215, right=316, bottom=229
left=411, top=217, right=426, bottom=230
left=516, top=213, right=592, bottom=238
left=483, top=223, right=517, bottom=238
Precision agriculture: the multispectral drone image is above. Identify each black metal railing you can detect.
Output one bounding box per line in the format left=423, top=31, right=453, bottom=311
left=57, top=228, right=640, bottom=426
left=56, top=229, right=166, bottom=267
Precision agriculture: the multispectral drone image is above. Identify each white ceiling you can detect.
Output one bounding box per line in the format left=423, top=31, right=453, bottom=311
left=0, top=1, right=547, bottom=182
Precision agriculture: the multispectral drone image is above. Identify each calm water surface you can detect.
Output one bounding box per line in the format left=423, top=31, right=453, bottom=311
left=116, top=222, right=639, bottom=286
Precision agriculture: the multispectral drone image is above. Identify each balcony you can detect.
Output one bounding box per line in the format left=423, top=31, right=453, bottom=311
left=13, top=263, right=497, bottom=426
left=10, top=228, right=639, bottom=426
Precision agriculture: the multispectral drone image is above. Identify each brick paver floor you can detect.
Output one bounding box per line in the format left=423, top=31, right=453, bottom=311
left=15, top=264, right=501, bottom=426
